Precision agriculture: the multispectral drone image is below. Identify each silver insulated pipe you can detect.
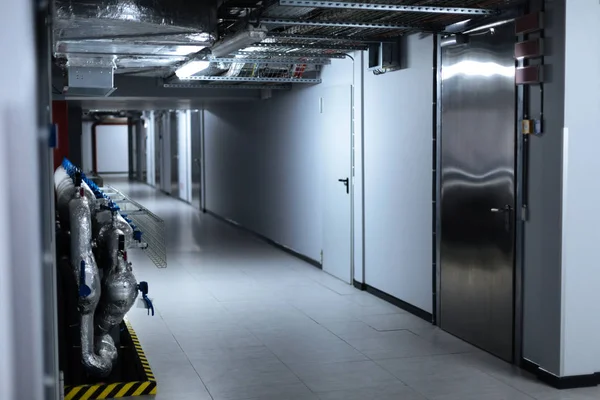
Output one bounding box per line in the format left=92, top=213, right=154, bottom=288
left=55, top=164, right=142, bottom=378
left=54, top=166, right=112, bottom=377
left=94, top=226, right=139, bottom=363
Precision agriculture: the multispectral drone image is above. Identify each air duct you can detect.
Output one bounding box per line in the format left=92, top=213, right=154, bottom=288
left=54, top=0, right=219, bottom=79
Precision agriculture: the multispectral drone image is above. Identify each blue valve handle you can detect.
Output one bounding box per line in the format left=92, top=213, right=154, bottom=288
left=142, top=294, right=154, bottom=316
left=138, top=281, right=154, bottom=316
left=79, top=260, right=91, bottom=298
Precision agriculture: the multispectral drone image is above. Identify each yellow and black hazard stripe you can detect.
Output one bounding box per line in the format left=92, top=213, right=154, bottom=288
left=64, top=380, right=157, bottom=400
left=126, top=320, right=156, bottom=383
left=64, top=322, right=157, bottom=399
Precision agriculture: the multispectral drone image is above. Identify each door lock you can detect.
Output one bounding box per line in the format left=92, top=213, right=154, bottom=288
left=338, top=178, right=349, bottom=194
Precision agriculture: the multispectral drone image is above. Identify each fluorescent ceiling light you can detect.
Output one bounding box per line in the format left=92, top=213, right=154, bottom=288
left=463, top=19, right=513, bottom=34
left=211, top=27, right=267, bottom=58
left=175, top=60, right=211, bottom=79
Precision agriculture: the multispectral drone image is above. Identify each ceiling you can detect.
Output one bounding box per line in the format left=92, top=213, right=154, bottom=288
left=53, top=0, right=525, bottom=100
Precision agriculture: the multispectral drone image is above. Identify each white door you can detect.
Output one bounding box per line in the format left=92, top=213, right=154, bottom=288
left=322, top=85, right=353, bottom=283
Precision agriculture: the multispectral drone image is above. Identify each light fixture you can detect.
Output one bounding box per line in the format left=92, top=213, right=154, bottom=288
left=175, top=60, right=211, bottom=79
left=210, top=26, right=267, bottom=58
left=463, top=19, right=513, bottom=34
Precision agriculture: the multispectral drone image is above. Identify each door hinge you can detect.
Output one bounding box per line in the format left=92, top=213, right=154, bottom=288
left=320, top=250, right=323, bottom=265
left=521, top=205, right=528, bottom=222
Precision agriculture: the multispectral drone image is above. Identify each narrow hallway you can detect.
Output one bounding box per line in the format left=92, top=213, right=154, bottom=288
left=115, top=178, right=600, bottom=400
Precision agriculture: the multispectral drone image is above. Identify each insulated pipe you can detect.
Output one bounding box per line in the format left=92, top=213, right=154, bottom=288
left=94, top=228, right=138, bottom=362
left=95, top=207, right=135, bottom=249
left=54, top=166, right=112, bottom=377
left=58, top=163, right=134, bottom=248
left=55, top=166, right=96, bottom=223
left=67, top=183, right=112, bottom=377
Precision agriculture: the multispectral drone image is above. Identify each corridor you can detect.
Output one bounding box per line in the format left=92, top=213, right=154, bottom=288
left=115, top=178, right=600, bottom=400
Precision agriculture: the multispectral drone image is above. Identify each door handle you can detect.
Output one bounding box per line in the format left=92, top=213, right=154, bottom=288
left=338, top=178, right=349, bottom=194
left=490, top=205, right=512, bottom=213
left=491, top=205, right=513, bottom=231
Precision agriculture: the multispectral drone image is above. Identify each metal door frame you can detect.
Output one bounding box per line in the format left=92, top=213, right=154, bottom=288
left=433, top=27, right=524, bottom=364
left=189, top=109, right=204, bottom=210
left=169, top=111, right=179, bottom=197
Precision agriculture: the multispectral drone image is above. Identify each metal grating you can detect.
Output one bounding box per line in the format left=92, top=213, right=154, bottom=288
left=104, top=186, right=168, bottom=268
left=164, top=82, right=292, bottom=89
left=178, top=76, right=321, bottom=83
left=255, top=0, right=525, bottom=38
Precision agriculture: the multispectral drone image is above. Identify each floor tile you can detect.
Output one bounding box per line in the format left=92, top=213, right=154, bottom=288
left=409, top=327, right=481, bottom=354
left=212, top=382, right=318, bottom=400
left=193, top=353, right=305, bottom=400
left=264, top=337, right=368, bottom=364
left=378, top=354, right=535, bottom=400
left=316, top=319, right=381, bottom=340
left=287, top=360, right=398, bottom=393
left=451, top=353, right=600, bottom=400
left=360, top=313, right=434, bottom=331
left=316, top=381, right=427, bottom=400
left=174, top=328, right=263, bottom=355
left=345, top=330, right=452, bottom=360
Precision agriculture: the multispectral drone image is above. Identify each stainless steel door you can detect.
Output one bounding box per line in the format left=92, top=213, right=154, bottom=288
left=170, top=111, right=179, bottom=198
left=190, top=110, right=202, bottom=210
left=439, top=23, right=516, bottom=361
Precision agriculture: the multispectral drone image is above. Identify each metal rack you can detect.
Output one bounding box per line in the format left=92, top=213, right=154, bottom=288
left=103, top=186, right=168, bottom=269
left=168, top=55, right=326, bottom=87
left=176, top=76, right=321, bottom=83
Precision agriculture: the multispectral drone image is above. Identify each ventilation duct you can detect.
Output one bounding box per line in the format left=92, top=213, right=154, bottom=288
left=54, top=0, right=219, bottom=79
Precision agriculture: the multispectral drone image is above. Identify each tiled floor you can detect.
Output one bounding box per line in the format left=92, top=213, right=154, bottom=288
left=111, top=178, right=600, bottom=400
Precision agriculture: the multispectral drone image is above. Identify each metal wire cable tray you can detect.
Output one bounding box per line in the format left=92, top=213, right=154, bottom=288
left=102, top=185, right=168, bottom=268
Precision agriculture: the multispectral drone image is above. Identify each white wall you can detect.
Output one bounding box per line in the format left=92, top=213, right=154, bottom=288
left=204, top=58, right=354, bottom=261
left=362, top=35, right=434, bottom=313
left=96, top=125, right=129, bottom=173
left=205, top=38, right=434, bottom=314
left=560, top=0, right=600, bottom=377
left=0, top=1, right=45, bottom=397
left=81, top=121, right=93, bottom=172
